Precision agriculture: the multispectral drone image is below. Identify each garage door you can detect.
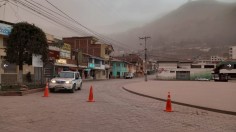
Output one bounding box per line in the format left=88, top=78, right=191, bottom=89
left=176, top=71, right=190, bottom=80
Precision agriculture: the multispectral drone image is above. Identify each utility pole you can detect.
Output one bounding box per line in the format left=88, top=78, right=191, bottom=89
left=139, top=36, right=151, bottom=82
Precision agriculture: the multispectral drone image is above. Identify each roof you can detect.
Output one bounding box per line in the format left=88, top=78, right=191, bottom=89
left=179, top=61, right=193, bottom=63
left=82, top=53, right=104, bottom=60
left=111, top=58, right=132, bottom=64
left=0, top=20, right=14, bottom=25
left=157, top=61, right=179, bottom=63
left=63, top=36, right=99, bottom=41
left=217, top=60, right=236, bottom=66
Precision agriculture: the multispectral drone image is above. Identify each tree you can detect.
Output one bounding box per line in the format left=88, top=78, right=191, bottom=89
left=5, top=22, right=48, bottom=83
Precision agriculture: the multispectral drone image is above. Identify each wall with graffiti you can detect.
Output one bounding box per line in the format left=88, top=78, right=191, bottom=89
left=157, top=68, right=213, bottom=80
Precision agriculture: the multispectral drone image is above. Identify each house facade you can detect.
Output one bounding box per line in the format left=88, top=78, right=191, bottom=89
left=114, top=54, right=144, bottom=77
left=63, top=36, right=113, bottom=79
left=111, top=58, right=128, bottom=78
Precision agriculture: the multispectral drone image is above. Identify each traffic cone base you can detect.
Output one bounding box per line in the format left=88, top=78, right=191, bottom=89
left=43, top=83, right=49, bottom=97
left=87, top=100, right=95, bottom=102
left=87, top=86, right=95, bottom=102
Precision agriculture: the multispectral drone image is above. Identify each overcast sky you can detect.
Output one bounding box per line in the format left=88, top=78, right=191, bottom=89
left=0, top=0, right=235, bottom=38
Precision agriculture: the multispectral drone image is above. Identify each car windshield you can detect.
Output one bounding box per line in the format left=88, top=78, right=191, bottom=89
left=59, top=72, right=74, bottom=78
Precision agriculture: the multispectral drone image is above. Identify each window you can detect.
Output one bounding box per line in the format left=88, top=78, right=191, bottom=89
left=89, top=58, right=93, bottom=63
left=117, top=72, right=120, bottom=76
left=59, top=72, right=74, bottom=78
left=191, top=65, right=201, bottom=68
left=105, top=49, right=109, bottom=55
left=94, top=59, right=100, bottom=64
left=117, top=63, right=120, bottom=67
left=3, top=61, right=17, bottom=73
left=204, top=65, right=215, bottom=68
left=75, top=73, right=80, bottom=78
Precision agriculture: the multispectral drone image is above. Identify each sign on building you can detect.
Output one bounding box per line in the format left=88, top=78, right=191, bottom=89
left=60, top=43, right=71, bottom=59
left=0, top=23, right=13, bottom=36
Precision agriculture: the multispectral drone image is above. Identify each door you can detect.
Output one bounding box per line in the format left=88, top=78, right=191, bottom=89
left=176, top=71, right=190, bottom=80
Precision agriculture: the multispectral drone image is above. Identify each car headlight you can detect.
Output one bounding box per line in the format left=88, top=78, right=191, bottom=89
left=66, top=81, right=71, bottom=84
left=51, top=80, right=56, bottom=83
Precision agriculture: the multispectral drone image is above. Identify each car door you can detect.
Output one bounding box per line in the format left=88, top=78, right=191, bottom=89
left=75, top=72, right=82, bottom=86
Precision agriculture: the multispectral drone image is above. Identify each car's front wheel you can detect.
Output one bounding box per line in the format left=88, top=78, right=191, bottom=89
left=78, top=83, right=82, bottom=90
left=70, top=84, right=76, bottom=93
left=49, top=88, right=55, bottom=93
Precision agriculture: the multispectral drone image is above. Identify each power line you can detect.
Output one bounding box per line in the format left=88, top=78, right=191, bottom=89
left=44, top=0, right=133, bottom=50
left=13, top=0, right=93, bottom=36
left=9, top=0, right=133, bottom=51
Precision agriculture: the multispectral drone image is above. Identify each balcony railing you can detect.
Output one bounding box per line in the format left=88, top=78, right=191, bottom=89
left=95, top=64, right=101, bottom=67
left=105, top=64, right=110, bottom=69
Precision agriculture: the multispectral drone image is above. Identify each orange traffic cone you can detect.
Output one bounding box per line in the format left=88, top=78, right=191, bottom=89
left=164, top=92, right=172, bottom=112
left=87, top=85, right=95, bottom=102
left=43, top=83, right=49, bottom=97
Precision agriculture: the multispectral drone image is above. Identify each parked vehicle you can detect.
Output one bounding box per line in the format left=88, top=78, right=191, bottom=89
left=195, top=77, right=210, bottom=81
left=125, top=72, right=134, bottom=79
left=212, top=73, right=228, bottom=82
left=49, top=71, right=82, bottom=93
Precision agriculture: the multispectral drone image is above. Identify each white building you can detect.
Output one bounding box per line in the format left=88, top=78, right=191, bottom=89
left=229, top=46, right=236, bottom=59
left=210, top=56, right=226, bottom=62
left=156, top=61, right=214, bottom=80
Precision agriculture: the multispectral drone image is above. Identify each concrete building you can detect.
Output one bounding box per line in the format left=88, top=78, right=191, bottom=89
left=111, top=58, right=128, bottom=78
left=229, top=46, right=236, bottom=59
left=115, top=54, right=144, bottom=77
left=156, top=60, right=214, bottom=80
left=211, top=56, right=226, bottom=63
left=0, top=20, right=39, bottom=84
left=63, top=36, right=114, bottom=79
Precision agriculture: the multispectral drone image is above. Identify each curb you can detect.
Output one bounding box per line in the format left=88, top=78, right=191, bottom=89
left=0, top=88, right=44, bottom=96
left=122, top=87, right=236, bottom=116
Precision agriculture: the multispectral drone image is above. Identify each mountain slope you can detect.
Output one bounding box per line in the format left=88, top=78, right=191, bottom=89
left=112, top=0, right=236, bottom=60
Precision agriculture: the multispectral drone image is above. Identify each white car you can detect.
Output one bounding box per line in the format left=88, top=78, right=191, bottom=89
left=125, top=72, right=134, bottom=79
left=49, top=71, right=82, bottom=93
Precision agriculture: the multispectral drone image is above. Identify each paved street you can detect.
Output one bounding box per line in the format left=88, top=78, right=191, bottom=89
left=0, top=77, right=236, bottom=132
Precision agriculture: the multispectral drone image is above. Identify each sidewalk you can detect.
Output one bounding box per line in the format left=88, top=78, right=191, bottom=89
left=123, top=80, right=236, bottom=115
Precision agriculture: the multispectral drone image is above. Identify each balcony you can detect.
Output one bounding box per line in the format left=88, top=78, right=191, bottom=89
left=95, top=64, right=101, bottom=67
left=94, top=63, right=105, bottom=70
left=105, top=64, right=110, bottom=69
